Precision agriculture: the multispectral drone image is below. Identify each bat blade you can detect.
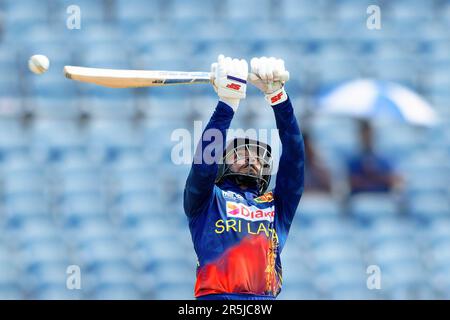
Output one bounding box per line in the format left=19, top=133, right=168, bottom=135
left=64, top=66, right=212, bottom=88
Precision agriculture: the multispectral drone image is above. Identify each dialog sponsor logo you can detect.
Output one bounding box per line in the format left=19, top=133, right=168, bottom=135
left=226, top=201, right=274, bottom=222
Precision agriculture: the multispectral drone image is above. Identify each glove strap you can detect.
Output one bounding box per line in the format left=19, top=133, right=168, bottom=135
left=265, top=87, right=288, bottom=106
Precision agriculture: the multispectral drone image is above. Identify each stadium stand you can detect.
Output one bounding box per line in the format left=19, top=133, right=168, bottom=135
left=0, top=0, right=449, bottom=299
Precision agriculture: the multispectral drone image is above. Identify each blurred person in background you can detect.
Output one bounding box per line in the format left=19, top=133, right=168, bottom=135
left=303, top=131, right=333, bottom=194
left=347, top=120, right=399, bottom=195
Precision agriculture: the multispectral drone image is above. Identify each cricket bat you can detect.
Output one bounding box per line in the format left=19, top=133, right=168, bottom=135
left=63, top=66, right=289, bottom=89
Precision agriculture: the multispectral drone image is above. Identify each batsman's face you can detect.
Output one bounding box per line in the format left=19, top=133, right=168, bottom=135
left=227, top=147, right=262, bottom=175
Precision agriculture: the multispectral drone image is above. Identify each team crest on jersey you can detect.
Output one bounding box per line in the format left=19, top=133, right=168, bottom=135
left=222, top=190, right=245, bottom=202
left=254, top=191, right=274, bottom=204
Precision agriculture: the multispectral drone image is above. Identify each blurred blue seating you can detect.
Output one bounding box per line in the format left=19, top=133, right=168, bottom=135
left=114, top=194, right=164, bottom=227
left=370, top=242, right=422, bottom=268
left=312, top=242, right=363, bottom=271
left=80, top=44, right=132, bottom=69
left=3, top=195, right=49, bottom=228
left=0, top=98, right=22, bottom=123
left=0, top=251, right=19, bottom=289
left=0, top=0, right=449, bottom=300
left=56, top=175, right=103, bottom=198
left=143, top=97, right=192, bottom=121
left=222, top=0, right=271, bottom=21
left=153, top=283, right=194, bottom=300
left=82, top=98, right=137, bottom=120
left=380, top=264, right=427, bottom=299
left=3, top=0, right=48, bottom=23
left=30, top=119, right=85, bottom=162
left=0, top=73, right=21, bottom=96
left=310, top=115, right=360, bottom=160
left=92, top=284, right=142, bottom=300
left=279, top=0, right=327, bottom=20
left=429, top=242, right=450, bottom=269
left=53, top=154, right=100, bottom=180
left=28, top=72, right=77, bottom=99
left=316, top=264, right=369, bottom=299
left=389, top=0, right=434, bottom=21
left=425, top=219, right=450, bottom=246
left=278, top=285, right=318, bottom=300
left=307, top=220, right=356, bottom=247
left=0, top=122, right=28, bottom=158
left=129, top=220, right=183, bottom=248
left=110, top=175, right=157, bottom=201
left=87, top=119, right=143, bottom=162
left=1, top=172, right=44, bottom=198
left=333, top=0, right=375, bottom=21
left=127, top=22, right=176, bottom=47
left=59, top=194, right=106, bottom=226
left=409, top=194, right=450, bottom=222
left=0, top=286, right=23, bottom=300
left=4, top=197, right=49, bottom=229
left=28, top=99, right=80, bottom=120
left=64, top=219, right=117, bottom=246
left=77, top=241, right=129, bottom=272
left=349, top=193, right=399, bottom=224
left=431, top=265, right=450, bottom=299
left=19, top=250, right=70, bottom=275
left=296, top=194, right=342, bottom=224
left=167, top=0, right=216, bottom=21
left=69, top=25, right=124, bottom=46
left=150, top=263, right=194, bottom=287
left=365, top=218, right=415, bottom=247
left=328, top=287, right=374, bottom=300
left=32, top=285, right=83, bottom=300
left=116, top=0, right=161, bottom=26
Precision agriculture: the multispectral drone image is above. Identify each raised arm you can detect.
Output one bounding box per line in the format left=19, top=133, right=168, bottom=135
left=249, top=57, right=305, bottom=240
left=272, top=96, right=305, bottom=232
left=183, top=55, right=248, bottom=218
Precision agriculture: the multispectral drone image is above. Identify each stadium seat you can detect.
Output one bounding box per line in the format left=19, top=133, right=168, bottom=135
left=0, top=287, right=23, bottom=300
left=409, top=194, right=450, bottom=222
left=92, top=284, right=142, bottom=300
left=307, top=220, right=356, bottom=247
left=349, top=193, right=399, bottom=224
left=315, top=264, right=369, bottom=299
left=425, top=219, right=450, bottom=246
left=0, top=122, right=28, bottom=158
left=116, top=0, right=162, bottom=26
left=296, top=194, right=342, bottom=224
left=82, top=98, right=137, bottom=120
left=312, top=242, right=363, bottom=271
left=87, top=119, right=143, bottom=162
left=30, top=119, right=85, bottom=162
left=154, top=283, right=194, bottom=300
left=170, top=0, right=216, bottom=22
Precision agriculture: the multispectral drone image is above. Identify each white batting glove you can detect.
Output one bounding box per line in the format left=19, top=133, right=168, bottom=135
left=249, top=57, right=290, bottom=106
left=211, top=54, right=248, bottom=111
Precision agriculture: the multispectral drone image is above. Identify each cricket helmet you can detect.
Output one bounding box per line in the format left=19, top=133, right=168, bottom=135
left=215, top=137, right=273, bottom=195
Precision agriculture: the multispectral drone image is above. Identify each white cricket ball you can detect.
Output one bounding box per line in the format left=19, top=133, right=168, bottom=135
left=28, top=54, right=50, bottom=74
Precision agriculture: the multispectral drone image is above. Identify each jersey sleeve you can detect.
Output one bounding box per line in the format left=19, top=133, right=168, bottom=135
left=183, top=101, right=235, bottom=218
left=272, top=96, right=305, bottom=240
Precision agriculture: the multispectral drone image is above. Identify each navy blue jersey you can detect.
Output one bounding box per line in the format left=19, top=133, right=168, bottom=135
left=184, top=97, right=305, bottom=299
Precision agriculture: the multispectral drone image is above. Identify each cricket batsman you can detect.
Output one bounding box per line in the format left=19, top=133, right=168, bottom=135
left=184, top=55, right=305, bottom=300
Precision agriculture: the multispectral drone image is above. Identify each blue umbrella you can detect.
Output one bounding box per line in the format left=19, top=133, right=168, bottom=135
left=317, top=79, right=439, bottom=127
